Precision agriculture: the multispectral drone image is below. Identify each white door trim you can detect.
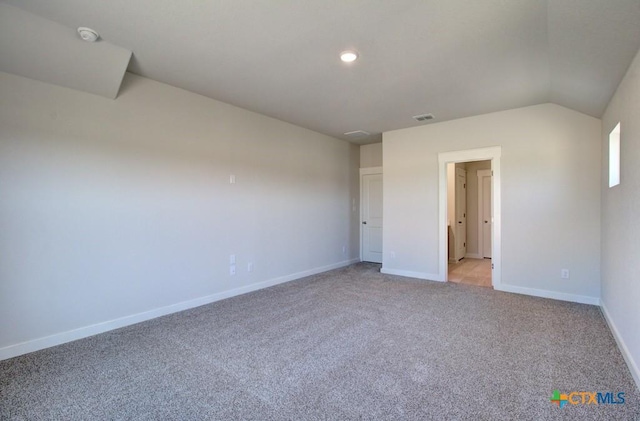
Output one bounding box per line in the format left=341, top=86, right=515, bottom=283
left=438, top=147, right=501, bottom=287
left=477, top=169, right=492, bottom=259
left=360, top=167, right=383, bottom=262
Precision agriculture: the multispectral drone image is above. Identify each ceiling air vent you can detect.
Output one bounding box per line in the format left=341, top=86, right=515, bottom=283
left=344, top=130, right=371, bottom=138
left=412, top=113, right=434, bottom=122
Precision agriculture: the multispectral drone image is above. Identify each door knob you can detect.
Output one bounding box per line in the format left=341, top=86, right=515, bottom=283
left=362, top=221, right=367, bottom=225
left=458, top=221, right=462, bottom=224
left=484, top=220, right=488, bottom=223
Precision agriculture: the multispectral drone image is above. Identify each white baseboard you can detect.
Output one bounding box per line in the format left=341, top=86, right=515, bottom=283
left=600, top=301, right=640, bottom=391
left=494, top=284, right=600, bottom=305
left=380, top=267, right=443, bottom=282
left=465, top=253, right=482, bottom=259
left=0, top=258, right=359, bottom=361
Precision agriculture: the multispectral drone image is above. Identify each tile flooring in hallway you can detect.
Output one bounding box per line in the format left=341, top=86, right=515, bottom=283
left=448, top=258, right=492, bottom=288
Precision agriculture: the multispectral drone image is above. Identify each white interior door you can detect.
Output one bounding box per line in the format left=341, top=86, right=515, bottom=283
left=362, top=173, right=383, bottom=263
left=455, top=168, right=466, bottom=260
left=479, top=170, right=492, bottom=258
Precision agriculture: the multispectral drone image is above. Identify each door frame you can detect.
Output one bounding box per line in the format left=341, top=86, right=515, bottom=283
left=477, top=169, right=492, bottom=259
left=438, top=147, right=501, bottom=287
left=360, top=167, right=383, bottom=262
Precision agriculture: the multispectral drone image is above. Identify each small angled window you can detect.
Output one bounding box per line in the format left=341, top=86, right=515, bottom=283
left=609, top=122, right=620, bottom=188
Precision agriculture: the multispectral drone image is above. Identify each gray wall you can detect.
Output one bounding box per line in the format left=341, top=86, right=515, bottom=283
left=360, top=143, right=382, bottom=168
left=601, top=48, right=640, bottom=387
left=0, top=71, right=360, bottom=357
left=383, top=103, right=601, bottom=301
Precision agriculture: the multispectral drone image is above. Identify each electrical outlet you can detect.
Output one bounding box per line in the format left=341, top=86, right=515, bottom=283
left=342, top=245, right=347, bottom=255
left=229, top=254, right=236, bottom=265
left=229, top=174, right=236, bottom=184
left=230, top=265, right=236, bottom=276
left=561, top=269, right=570, bottom=279
left=390, top=251, right=396, bottom=259
left=247, top=262, right=253, bottom=272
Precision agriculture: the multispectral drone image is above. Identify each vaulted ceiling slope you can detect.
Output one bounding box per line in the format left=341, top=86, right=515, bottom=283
left=2, top=0, right=640, bottom=144
left=0, top=3, right=131, bottom=100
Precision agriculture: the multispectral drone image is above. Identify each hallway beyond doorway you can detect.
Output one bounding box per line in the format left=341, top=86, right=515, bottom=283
left=448, top=258, right=492, bottom=288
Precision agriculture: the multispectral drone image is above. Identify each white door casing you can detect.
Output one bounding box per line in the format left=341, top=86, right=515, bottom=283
left=479, top=170, right=492, bottom=258
left=438, top=147, right=501, bottom=287
left=360, top=168, right=383, bottom=263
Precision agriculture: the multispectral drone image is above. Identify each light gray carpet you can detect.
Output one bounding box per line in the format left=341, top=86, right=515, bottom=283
left=1, top=263, right=638, bottom=420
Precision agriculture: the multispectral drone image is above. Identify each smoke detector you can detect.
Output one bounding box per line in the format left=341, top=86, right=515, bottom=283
left=412, top=113, right=435, bottom=122
left=344, top=130, right=370, bottom=139
left=77, top=27, right=100, bottom=42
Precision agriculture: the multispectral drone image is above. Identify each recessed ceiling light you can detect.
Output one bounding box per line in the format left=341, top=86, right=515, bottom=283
left=77, top=27, right=100, bottom=42
left=340, top=50, right=359, bottom=63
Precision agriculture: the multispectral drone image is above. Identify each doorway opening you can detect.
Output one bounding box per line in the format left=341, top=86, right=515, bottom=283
left=438, top=147, right=501, bottom=289
left=446, top=161, right=492, bottom=287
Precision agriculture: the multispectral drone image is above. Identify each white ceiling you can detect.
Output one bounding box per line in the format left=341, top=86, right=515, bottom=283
left=2, top=0, right=640, bottom=144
